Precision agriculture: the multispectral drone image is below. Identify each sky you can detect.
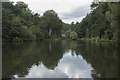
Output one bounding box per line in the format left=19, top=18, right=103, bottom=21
left=14, top=50, right=93, bottom=78
left=10, top=0, right=93, bottom=24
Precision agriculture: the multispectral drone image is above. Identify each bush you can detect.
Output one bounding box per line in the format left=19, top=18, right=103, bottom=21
left=12, top=37, right=23, bottom=42
left=70, top=31, right=78, bottom=40
left=65, top=30, right=71, bottom=39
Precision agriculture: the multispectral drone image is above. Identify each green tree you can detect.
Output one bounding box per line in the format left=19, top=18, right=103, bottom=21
left=70, top=31, right=78, bottom=40
left=42, top=10, right=63, bottom=38
left=29, top=26, right=44, bottom=40
left=65, top=30, right=72, bottom=39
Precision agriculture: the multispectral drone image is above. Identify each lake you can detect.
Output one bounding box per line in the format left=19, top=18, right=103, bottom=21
left=2, top=40, right=120, bottom=78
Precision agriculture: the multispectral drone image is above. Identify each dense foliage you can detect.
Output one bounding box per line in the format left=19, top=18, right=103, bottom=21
left=71, top=2, right=120, bottom=41
left=2, top=2, right=63, bottom=42
left=65, top=30, right=78, bottom=40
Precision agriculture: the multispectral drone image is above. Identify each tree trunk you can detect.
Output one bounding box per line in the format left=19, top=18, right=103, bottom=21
left=49, top=28, right=52, bottom=36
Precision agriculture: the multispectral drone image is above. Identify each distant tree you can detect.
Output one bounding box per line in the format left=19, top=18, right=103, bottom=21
left=70, top=31, right=78, bottom=40
left=65, top=30, right=72, bottom=39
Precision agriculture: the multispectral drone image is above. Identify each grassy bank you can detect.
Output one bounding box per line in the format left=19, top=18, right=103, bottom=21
left=77, top=38, right=116, bottom=42
left=44, top=38, right=62, bottom=41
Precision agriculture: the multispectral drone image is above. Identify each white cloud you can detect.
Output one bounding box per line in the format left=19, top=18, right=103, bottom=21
left=10, top=0, right=93, bottom=23
left=62, top=16, right=85, bottom=24
left=22, top=50, right=93, bottom=78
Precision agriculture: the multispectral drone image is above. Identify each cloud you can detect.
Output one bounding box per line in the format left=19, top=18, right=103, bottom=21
left=62, top=16, right=85, bottom=24
left=10, top=0, right=93, bottom=23
left=60, top=5, right=90, bottom=19
left=25, top=64, right=69, bottom=78
left=59, top=4, right=91, bottom=24
left=23, top=50, right=93, bottom=78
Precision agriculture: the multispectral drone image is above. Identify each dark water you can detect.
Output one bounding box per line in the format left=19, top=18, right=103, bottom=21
left=2, top=40, right=120, bottom=78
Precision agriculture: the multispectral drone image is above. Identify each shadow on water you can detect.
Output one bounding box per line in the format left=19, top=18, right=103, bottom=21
left=2, top=40, right=120, bottom=78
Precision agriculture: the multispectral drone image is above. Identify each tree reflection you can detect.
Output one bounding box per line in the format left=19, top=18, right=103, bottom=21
left=73, top=41, right=119, bottom=78
left=2, top=40, right=66, bottom=78
left=2, top=40, right=120, bottom=78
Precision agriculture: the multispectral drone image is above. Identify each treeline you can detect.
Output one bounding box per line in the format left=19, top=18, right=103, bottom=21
left=68, top=2, right=120, bottom=41
left=2, top=2, right=63, bottom=42
left=2, top=2, right=120, bottom=42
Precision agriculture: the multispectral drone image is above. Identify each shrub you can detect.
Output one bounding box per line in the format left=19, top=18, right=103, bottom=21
left=12, top=37, right=23, bottom=42
left=70, top=31, right=78, bottom=40
left=65, top=30, right=71, bottom=39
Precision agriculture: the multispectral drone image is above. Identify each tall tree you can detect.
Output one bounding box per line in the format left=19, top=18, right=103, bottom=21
left=42, top=10, right=63, bottom=38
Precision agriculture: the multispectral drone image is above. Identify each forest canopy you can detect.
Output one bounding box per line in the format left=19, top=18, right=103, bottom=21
left=2, top=2, right=63, bottom=42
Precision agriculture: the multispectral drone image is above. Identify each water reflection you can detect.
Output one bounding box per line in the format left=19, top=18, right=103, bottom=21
left=74, top=41, right=119, bottom=78
left=2, top=40, right=120, bottom=78
left=23, top=50, right=92, bottom=78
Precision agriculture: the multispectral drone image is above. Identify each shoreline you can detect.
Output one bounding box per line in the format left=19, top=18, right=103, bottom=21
left=77, top=38, right=116, bottom=42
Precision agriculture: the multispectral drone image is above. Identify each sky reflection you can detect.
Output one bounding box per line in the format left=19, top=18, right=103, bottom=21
left=21, top=50, right=93, bottom=78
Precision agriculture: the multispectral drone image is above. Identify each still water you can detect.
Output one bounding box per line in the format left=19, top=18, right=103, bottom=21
left=2, top=40, right=120, bottom=78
